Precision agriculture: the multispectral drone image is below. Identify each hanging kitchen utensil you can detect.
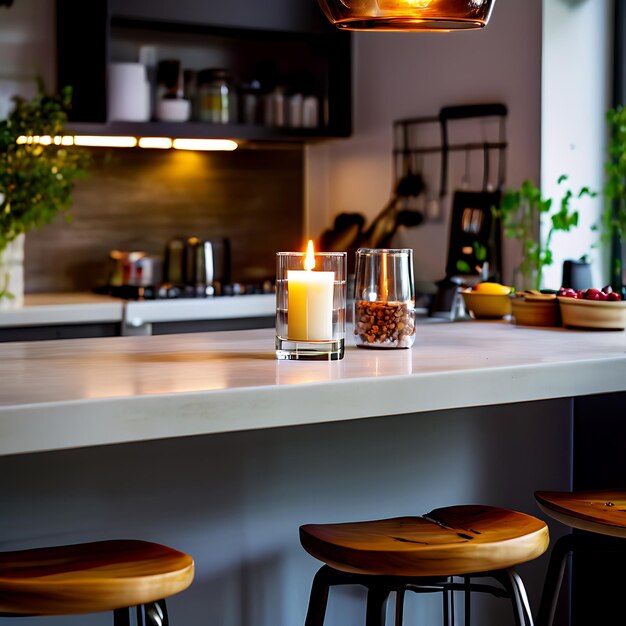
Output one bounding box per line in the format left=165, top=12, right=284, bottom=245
left=360, top=172, right=425, bottom=248
left=482, top=142, right=492, bottom=192
left=461, top=148, right=471, bottom=191
left=319, top=213, right=365, bottom=252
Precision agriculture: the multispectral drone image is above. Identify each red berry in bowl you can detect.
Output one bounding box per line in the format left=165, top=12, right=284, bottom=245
left=606, top=292, right=622, bottom=301
left=584, top=288, right=603, bottom=300
left=558, top=287, right=576, bottom=298
left=583, top=287, right=602, bottom=300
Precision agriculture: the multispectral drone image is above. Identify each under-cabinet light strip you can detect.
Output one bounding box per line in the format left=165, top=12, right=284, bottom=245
left=16, top=135, right=239, bottom=151
left=138, top=137, right=172, bottom=149
left=172, top=138, right=238, bottom=151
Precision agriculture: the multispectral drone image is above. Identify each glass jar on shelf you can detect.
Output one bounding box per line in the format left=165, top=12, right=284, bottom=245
left=197, top=68, right=231, bottom=123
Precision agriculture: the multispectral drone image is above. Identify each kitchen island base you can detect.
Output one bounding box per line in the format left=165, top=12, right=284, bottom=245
left=0, top=399, right=571, bottom=626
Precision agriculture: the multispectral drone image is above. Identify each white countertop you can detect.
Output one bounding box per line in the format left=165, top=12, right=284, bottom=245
left=0, top=293, right=124, bottom=327
left=0, top=322, right=625, bottom=456
left=0, top=293, right=276, bottom=328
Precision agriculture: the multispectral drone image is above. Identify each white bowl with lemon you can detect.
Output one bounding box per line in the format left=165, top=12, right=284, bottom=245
left=461, top=282, right=512, bottom=319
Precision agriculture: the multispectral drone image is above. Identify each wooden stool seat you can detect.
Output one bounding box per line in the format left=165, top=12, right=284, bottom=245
left=300, top=505, right=549, bottom=578
left=535, top=490, right=626, bottom=538
left=534, top=490, right=626, bottom=626
left=0, top=539, right=194, bottom=616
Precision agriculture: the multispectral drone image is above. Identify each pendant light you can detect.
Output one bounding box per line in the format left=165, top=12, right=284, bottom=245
left=317, top=0, right=496, bottom=31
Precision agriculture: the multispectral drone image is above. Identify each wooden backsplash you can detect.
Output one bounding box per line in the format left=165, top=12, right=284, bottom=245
left=24, top=146, right=304, bottom=293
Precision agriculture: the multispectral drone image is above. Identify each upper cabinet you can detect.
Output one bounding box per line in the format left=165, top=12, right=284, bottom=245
left=56, top=0, right=352, bottom=143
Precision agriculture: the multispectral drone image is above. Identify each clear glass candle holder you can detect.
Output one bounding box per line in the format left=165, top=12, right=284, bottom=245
left=276, top=251, right=347, bottom=360
left=353, top=248, right=416, bottom=349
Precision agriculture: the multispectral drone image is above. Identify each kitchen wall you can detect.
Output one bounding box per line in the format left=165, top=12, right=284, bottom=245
left=541, top=0, right=613, bottom=288
left=0, top=0, right=54, bottom=118
left=2, top=0, right=614, bottom=292
left=1, top=0, right=304, bottom=294
left=306, top=0, right=543, bottom=286
left=25, top=148, right=304, bottom=292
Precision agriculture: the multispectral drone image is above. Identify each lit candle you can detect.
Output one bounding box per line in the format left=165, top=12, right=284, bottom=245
left=287, top=240, right=334, bottom=341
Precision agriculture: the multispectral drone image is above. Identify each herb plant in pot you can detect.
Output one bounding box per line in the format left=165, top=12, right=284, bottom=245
left=0, top=85, right=87, bottom=308
left=497, top=176, right=595, bottom=292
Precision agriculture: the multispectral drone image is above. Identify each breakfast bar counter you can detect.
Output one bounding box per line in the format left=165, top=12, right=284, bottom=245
left=1, top=322, right=624, bottom=626
left=1, top=322, right=625, bottom=457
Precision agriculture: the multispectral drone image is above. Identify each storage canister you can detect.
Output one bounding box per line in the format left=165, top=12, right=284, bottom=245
left=198, top=69, right=231, bottom=123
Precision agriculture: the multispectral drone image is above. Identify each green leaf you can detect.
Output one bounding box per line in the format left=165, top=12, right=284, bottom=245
left=473, top=242, right=487, bottom=262
left=456, top=260, right=472, bottom=274
left=0, top=82, right=89, bottom=252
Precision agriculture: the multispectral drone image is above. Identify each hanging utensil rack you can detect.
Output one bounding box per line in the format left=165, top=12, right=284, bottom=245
left=392, top=103, right=508, bottom=216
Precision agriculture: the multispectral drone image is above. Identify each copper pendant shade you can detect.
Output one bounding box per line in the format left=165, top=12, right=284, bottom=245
left=317, top=0, right=496, bottom=31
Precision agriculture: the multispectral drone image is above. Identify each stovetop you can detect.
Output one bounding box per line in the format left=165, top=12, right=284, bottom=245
left=95, top=281, right=275, bottom=300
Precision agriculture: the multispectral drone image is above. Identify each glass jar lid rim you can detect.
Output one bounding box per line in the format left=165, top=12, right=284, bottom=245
left=357, top=248, right=413, bottom=254
left=276, top=251, right=347, bottom=257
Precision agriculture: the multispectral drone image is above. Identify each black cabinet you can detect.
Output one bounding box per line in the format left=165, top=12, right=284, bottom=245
left=56, top=0, right=351, bottom=142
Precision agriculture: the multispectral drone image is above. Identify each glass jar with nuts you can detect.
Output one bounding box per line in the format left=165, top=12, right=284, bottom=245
left=353, top=248, right=416, bottom=349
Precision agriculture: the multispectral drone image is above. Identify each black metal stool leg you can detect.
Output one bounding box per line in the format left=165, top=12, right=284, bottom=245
left=442, top=578, right=455, bottom=626
left=395, top=587, right=405, bottom=626
left=491, top=569, right=524, bottom=626
left=365, top=585, right=390, bottom=626
left=136, top=604, right=145, bottom=626
left=113, top=608, right=131, bottom=626
left=144, top=599, right=168, bottom=626
left=464, top=576, right=471, bottom=626
left=508, top=568, right=534, bottom=626
left=492, top=568, right=534, bottom=626
left=305, top=565, right=337, bottom=626
left=536, top=533, right=575, bottom=626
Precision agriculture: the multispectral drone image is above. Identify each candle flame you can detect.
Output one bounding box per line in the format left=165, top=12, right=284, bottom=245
left=304, top=240, right=316, bottom=271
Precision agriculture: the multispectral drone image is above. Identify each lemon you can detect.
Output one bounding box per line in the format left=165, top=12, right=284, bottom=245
left=473, top=282, right=512, bottom=295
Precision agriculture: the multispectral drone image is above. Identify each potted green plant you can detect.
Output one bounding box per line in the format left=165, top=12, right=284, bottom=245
left=497, top=176, right=595, bottom=291
left=0, top=84, right=88, bottom=307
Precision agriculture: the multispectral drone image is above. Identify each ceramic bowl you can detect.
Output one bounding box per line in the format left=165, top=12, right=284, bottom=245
left=558, top=297, right=626, bottom=330
left=461, top=289, right=512, bottom=319
left=511, top=297, right=561, bottom=327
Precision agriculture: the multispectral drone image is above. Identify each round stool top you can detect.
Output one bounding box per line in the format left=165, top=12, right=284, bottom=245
left=300, top=505, right=548, bottom=577
left=0, top=539, right=194, bottom=616
left=535, top=490, right=626, bottom=538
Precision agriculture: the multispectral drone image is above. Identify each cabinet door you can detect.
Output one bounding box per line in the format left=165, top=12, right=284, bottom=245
left=57, top=0, right=351, bottom=137
left=57, top=0, right=108, bottom=122
left=108, top=0, right=332, bottom=34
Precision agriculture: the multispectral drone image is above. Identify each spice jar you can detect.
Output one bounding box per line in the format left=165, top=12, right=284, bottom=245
left=197, top=69, right=231, bottom=123
left=353, top=248, right=416, bottom=349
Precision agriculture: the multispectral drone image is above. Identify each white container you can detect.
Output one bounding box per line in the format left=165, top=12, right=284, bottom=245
left=0, top=233, right=24, bottom=310
left=155, top=98, right=191, bottom=122
left=302, top=95, right=319, bottom=129
left=287, top=93, right=303, bottom=128
left=108, top=62, right=150, bottom=122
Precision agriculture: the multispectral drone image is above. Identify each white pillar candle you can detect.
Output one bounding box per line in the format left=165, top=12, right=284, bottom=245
left=287, top=270, right=334, bottom=340
left=287, top=241, right=334, bottom=341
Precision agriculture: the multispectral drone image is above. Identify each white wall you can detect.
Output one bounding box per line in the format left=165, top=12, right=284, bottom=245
left=541, top=0, right=613, bottom=288
left=0, top=0, right=54, bottom=119
left=306, top=0, right=543, bottom=285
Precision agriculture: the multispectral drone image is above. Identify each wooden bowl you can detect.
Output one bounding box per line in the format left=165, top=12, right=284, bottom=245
left=461, top=289, right=512, bottom=319
left=558, top=297, right=626, bottom=330
left=511, top=297, right=561, bottom=327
